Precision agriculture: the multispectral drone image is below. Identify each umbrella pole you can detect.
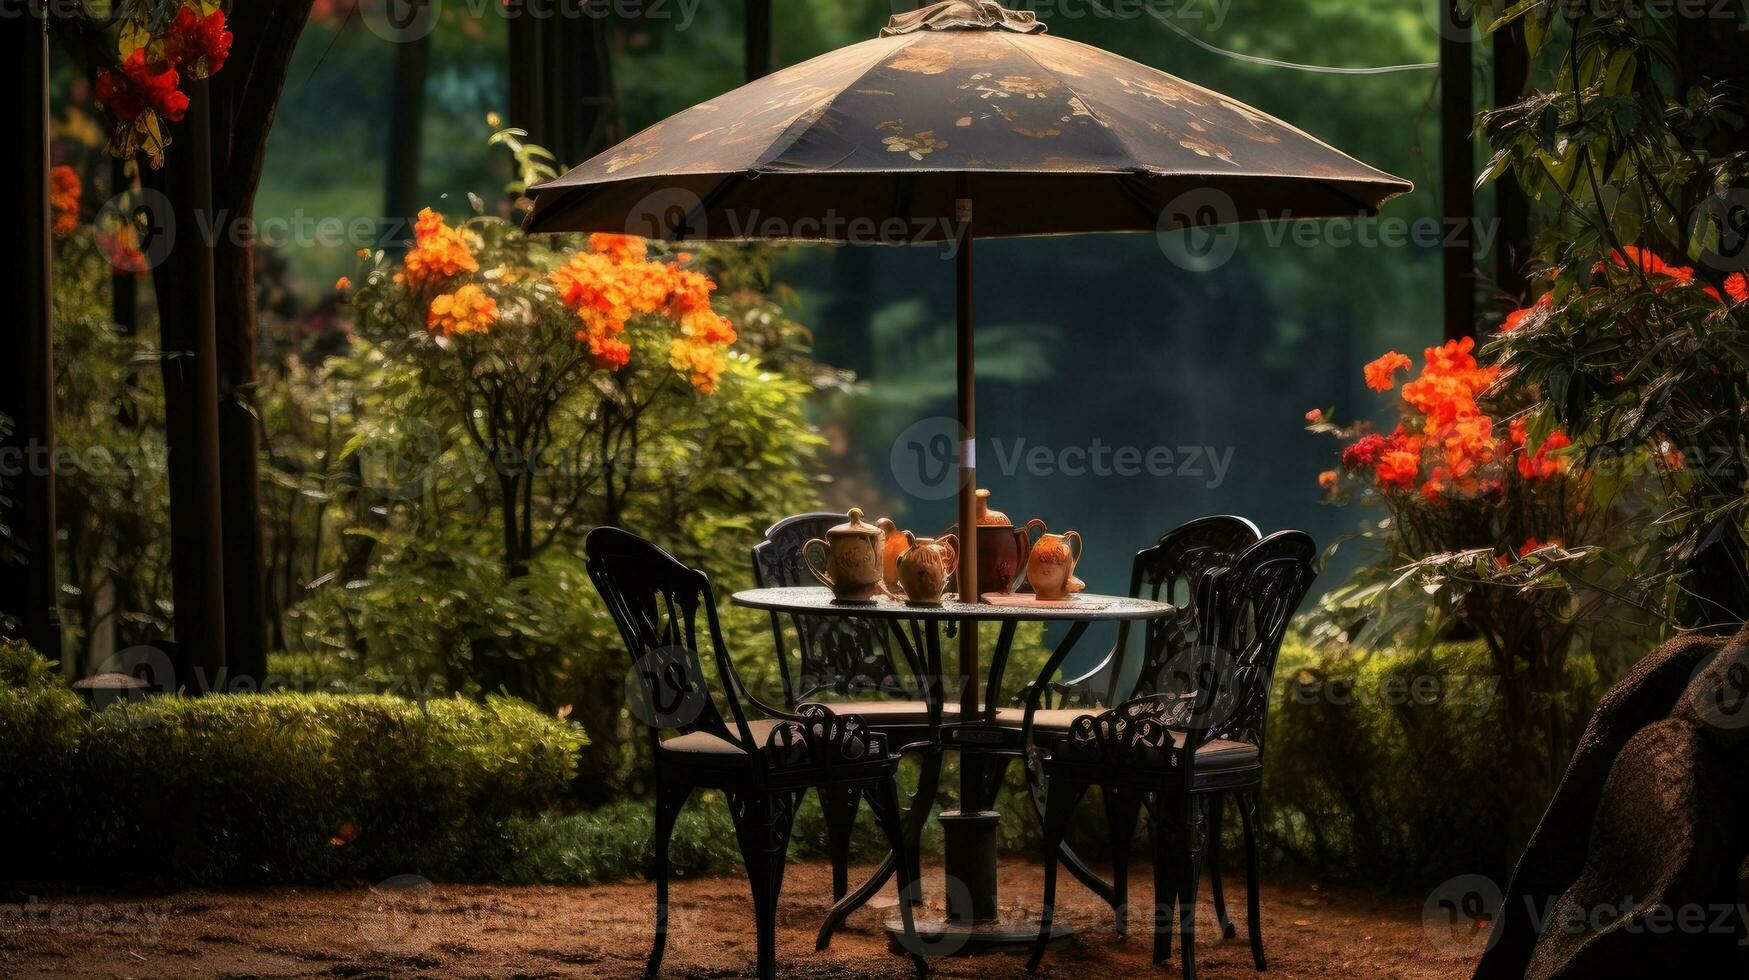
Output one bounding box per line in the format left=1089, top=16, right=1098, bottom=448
left=941, top=197, right=1002, bottom=927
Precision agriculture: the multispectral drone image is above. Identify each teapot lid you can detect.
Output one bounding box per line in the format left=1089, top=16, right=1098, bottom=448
left=827, top=507, right=882, bottom=539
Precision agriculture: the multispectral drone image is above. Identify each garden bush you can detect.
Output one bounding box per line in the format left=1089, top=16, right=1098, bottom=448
left=1263, top=637, right=1608, bottom=890
left=0, top=642, right=584, bottom=886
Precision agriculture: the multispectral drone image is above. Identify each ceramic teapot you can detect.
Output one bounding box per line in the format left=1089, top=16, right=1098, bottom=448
left=896, top=534, right=959, bottom=607
left=803, top=508, right=886, bottom=603
left=876, top=517, right=913, bottom=594
left=952, top=489, right=1039, bottom=596
left=1025, top=527, right=1085, bottom=601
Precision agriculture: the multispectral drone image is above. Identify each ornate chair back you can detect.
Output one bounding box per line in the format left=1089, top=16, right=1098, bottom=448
left=751, top=513, right=916, bottom=706
left=586, top=527, right=757, bottom=763
left=1116, top=516, right=1260, bottom=705
left=1187, top=530, right=1319, bottom=766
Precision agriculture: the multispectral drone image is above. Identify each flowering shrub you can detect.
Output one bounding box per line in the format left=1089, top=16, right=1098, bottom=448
left=1313, top=337, right=1581, bottom=566
left=84, top=1, right=234, bottom=165
left=1307, top=339, right=1652, bottom=835
left=49, top=165, right=81, bottom=238
left=1478, top=0, right=1749, bottom=625
left=317, top=141, right=821, bottom=795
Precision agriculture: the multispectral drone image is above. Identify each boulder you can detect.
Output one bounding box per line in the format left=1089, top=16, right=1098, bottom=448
left=1475, top=628, right=1749, bottom=979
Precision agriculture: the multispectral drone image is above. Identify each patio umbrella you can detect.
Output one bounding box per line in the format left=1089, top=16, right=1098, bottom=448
left=526, top=0, right=1409, bottom=928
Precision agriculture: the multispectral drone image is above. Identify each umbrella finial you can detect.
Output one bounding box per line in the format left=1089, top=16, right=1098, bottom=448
left=880, top=0, right=1047, bottom=37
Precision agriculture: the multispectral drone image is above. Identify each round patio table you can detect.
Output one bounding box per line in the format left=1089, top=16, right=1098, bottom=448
left=731, top=585, right=1176, bottom=954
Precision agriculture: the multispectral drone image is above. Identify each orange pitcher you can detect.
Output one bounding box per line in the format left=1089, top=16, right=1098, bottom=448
left=1024, top=527, right=1085, bottom=601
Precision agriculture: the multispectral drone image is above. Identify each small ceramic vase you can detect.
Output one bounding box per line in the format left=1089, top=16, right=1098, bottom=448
left=896, top=534, right=959, bottom=607
left=803, top=508, right=886, bottom=603
left=1025, top=528, right=1085, bottom=601
left=876, top=517, right=913, bottom=595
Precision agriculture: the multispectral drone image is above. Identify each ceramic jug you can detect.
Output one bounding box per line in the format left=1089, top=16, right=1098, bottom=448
left=1025, top=527, right=1085, bottom=601
left=896, top=534, right=959, bottom=607
left=876, top=517, right=913, bottom=595
left=803, top=508, right=886, bottom=603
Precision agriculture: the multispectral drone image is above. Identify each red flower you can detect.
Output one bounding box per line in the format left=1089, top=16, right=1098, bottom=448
left=1610, top=245, right=1693, bottom=283
left=1363, top=351, right=1412, bottom=392
left=1341, top=433, right=1387, bottom=470
left=166, top=7, right=232, bottom=78
left=1376, top=449, right=1420, bottom=489
left=1726, top=273, right=1748, bottom=304
left=1500, top=293, right=1551, bottom=334
left=96, top=49, right=187, bottom=124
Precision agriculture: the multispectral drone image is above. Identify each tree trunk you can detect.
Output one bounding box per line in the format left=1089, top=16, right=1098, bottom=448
left=384, top=30, right=429, bottom=254
left=202, top=0, right=321, bottom=686
left=1439, top=0, right=1475, bottom=341
left=744, top=0, right=771, bottom=82
left=152, top=80, right=230, bottom=688
left=1492, top=21, right=1531, bottom=304
left=0, top=10, right=61, bottom=659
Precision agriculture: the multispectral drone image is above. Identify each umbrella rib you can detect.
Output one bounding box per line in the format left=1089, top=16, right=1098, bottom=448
left=999, top=32, right=1150, bottom=175
left=748, top=37, right=907, bottom=174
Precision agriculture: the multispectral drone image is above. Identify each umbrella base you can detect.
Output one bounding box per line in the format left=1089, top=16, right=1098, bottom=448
left=884, top=915, right=1076, bottom=957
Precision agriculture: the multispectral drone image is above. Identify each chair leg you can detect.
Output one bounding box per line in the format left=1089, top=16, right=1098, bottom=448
left=730, top=791, right=798, bottom=980
left=906, top=746, right=944, bottom=903
left=865, top=778, right=928, bottom=976
left=647, top=781, right=690, bottom=980
left=1027, top=778, right=1088, bottom=974
left=1176, top=795, right=1207, bottom=980
left=1150, top=796, right=1173, bottom=964
left=1101, top=786, right=1143, bottom=937
left=819, top=784, right=861, bottom=902
left=1207, top=794, right=1236, bottom=940
left=1239, top=790, right=1267, bottom=971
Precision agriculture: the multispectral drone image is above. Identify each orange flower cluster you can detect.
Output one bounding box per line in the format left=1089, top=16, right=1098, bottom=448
left=397, top=208, right=479, bottom=292
left=427, top=283, right=498, bottom=337
left=548, top=234, right=739, bottom=391
left=1334, top=338, right=1569, bottom=501
left=1363, top=351, right=1411, bottom=391
left=1498, top=245, right=1749, bottom=333
left=49, top=165, right=81, bottom=238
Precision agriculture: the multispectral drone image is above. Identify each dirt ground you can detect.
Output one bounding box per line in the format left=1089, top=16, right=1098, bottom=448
left=0, top=860, right=1481, bottom=979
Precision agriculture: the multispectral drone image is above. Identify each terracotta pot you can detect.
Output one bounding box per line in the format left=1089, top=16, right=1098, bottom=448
left=803, top=508, right=885, bottom=602
left=897, top=534, right=959, bottom=607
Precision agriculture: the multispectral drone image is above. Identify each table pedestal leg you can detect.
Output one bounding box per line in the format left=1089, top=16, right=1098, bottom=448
left=941, top=808, right=1000, bottom=923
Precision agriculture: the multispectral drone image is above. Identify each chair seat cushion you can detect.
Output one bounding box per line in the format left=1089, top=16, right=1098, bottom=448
left=660, top=719, right=784, bottom=767
left=659, top=716, right=900, bottom=769
left=818, top=700, right=958, bottom=725
left=994, top=708, right=1259, bottom=771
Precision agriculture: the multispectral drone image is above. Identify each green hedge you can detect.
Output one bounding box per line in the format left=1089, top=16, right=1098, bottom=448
left=1263, top=638, right=1605, bottom=890
left=0, top=642, right=584, bottom=886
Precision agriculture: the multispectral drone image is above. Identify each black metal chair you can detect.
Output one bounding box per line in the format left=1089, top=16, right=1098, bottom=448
left=751, top=513, right=948, bottom=916
left=1026, top=530, right=1318, bottom=979
left=996, top=516, right=1260, bottom=933
left=586, top=527, right=925, bottom=980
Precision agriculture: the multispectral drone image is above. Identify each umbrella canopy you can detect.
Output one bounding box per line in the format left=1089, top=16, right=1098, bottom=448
left=525, top=1, right=1410, bottom=241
